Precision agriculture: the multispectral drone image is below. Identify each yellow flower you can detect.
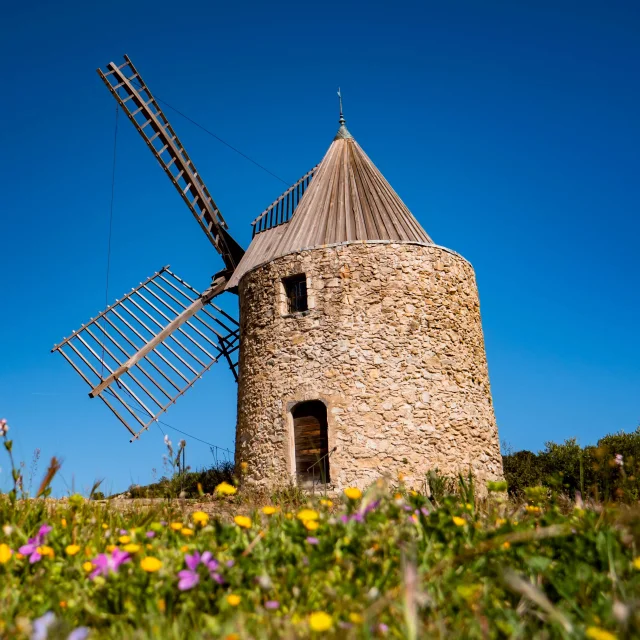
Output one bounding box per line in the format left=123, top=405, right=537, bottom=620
left=495, top=518, right=507, bottom=527
left=586, top=627, right=617, bottom=640
left=349, top=612, right=363, bottom=624
left=59, top=600, right=67, bottom=609
left=146, top=544, right=153, bottom=550
left=84, top=546, right=92, bottom=557
left=170, top=522, right=183, bottom=531
left=227, top=594, right=241, bottom=606
left=465, top=503, right=473, bottom=510
left=65, top=545, right=81, bottom=556
left=502, top=541, right=511, bottom=550
left=394, top=493, right=403, bottom=501
left=61, top=518, right=67, bottom=528
left=118, top=535, right=131, bottom=544
left=526, top=505, right=541, bottom=514
left=192, top=511, right=209, bottom=526
left=0, top=544, right=12, bottom=564
left=452, top=517, right=466, bottom=527
left=234, top=515, right=252, bottom=529
left=181, top=528, right=194, bottom=537
left=240, top=461, right=248, bottom=472
left=180, top=545, right=190, bottom=553
left=106, top=544, right=116, bottom=553
left=140, top=556, right=162, bottom=572
left=344, top=487, right=362, bottom=500
left=320, top=499, right=333, bottom=507
left=262, top=506, right=278, bottom=515
left=297, top=509, right=319, bottom=522
left=37, top=545, right=54, bottom=558
left=410, top=490, right=418, bottom=497
left=82, top=561, right=93, bottom=572
left=633, top=557, right=640, bottom=570
left=123, top=543, right=141, bottom=554
left=309, top=611, right=333, bottom=631
left=224, top=635, right=240, bottom=640
left=101, top=523, right=108, bottom=530
left=285, top=513, right=293, bottom=520
left=157, top=598, right=166, bottom=613
left=215, top=482, right=237, bottom=496
left=304, top=520, right=319, bottom=531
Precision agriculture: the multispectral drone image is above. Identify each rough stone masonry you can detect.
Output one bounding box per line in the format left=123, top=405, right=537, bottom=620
left=235, top=241, right=503, bottom=492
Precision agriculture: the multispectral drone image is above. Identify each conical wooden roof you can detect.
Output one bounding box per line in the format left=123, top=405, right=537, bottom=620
left=226, top=121, right=432, bottom=289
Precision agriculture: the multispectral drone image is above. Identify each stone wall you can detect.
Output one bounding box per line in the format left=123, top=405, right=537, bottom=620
left=235, top=241, right=503, bottom=492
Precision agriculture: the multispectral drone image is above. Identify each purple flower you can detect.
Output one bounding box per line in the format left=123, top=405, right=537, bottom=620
left=177, top=569, right=199, bottom=591
left=264, top=600, right=280, bottom=610
left=403, top=505, right=413, bottom=512
left=362, top=499, right=380, bottom=515
left=146, top=531, right=155, bottom=538
left=119, top=529, right=127, bottom=536
left=211, top=572, right=224, bottom=584
left=32, top=612, right=56, bottom=640
left=340, top=515, right=349, bottom=524
left=19, top=523, right=52, bottom=564
left=615, top=454, right=624, bottom=467
left=377, top=623, right=389, bottom=635
left=89, top=548, right=130, bottom=580
left=420, top=507, right=430, bottom=517
left=306, top=537, right=319, bottom=545
left=225, top=559, right=235, bottom=568
left=68, top=628, right=90, bottom=640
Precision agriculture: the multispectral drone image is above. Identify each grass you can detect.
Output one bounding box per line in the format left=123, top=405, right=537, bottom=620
left=2, top=424, right=640, bottom=638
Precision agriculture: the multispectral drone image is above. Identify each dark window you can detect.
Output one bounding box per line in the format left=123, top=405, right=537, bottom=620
left=292, top=400, right=330, bottom=486
left=283, top=274, right=308, bottom=314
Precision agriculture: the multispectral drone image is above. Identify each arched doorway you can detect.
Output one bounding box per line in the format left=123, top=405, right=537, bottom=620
left=292, top=400, right=330, bottom=486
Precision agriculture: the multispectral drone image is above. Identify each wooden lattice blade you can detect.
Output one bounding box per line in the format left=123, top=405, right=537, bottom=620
left=52, top=267, right=239, bottom=441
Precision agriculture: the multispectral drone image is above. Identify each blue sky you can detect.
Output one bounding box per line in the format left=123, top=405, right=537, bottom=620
left=1, top=0, right=638, bottom=496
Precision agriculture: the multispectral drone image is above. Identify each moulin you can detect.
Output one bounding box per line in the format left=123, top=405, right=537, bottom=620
left=53, top=55, right=503, bottom=491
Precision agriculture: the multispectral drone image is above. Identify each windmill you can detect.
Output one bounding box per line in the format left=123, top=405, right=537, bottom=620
left=53, top=55, right=504, bottom=490
left=52, top=55, right=314, bottom=443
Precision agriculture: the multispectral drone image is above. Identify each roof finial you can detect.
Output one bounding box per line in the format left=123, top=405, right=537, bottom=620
left=334, top=87, right=352, bottom=140
left=338, top=87, right=345, bottom=125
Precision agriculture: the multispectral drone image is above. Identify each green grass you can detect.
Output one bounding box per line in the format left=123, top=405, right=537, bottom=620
left=1, top=478, right=640, bottom=639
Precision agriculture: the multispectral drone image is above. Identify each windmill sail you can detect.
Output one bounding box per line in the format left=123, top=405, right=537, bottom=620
left=52, top=267, right=239, bottom=441
left=97, top=55, right=244, bottom=272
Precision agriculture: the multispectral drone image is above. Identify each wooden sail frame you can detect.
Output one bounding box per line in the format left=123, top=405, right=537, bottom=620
left=52, top=267, right=239, bottom=442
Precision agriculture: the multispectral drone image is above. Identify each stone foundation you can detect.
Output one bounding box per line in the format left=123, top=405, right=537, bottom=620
left=235, top=241, right=503, bottom=492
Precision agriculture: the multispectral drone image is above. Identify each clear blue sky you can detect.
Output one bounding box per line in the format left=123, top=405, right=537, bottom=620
left=1, top=0, right=638, bottom=496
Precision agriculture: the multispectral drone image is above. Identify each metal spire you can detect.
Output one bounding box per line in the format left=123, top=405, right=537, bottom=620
left=335, top=87, right=352, bottom=140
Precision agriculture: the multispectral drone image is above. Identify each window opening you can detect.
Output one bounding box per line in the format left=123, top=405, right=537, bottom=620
left=283, top=274, right=308, bottom=314
left=292, top=400, right=330, bottom=486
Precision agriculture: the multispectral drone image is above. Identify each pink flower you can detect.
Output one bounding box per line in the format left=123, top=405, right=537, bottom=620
left=89, top=548, right=130, bottom=580
left=19, top=524, right=52, bottom=563
left=265, top=600, right=280, bottom=610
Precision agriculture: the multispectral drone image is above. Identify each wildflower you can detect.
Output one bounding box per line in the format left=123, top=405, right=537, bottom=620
left=101, top=523, right=108, bottom=530
left=215, top=482, right=237, bottom=496
left=526, top=505, right=541, bottom=515
left=240, top=461, right=248, bottom=472
left=495, top=518, right=507, bottom=527
left=285, top=512, right=293, bottom=519
left=262, top=506, right=278, bottom=515
left=68, top=628, right=90, bottom=640
left=0, top=544, right=12, bottom=563
left=38, top=545, right=54, bottom=559
left=297, top=509, right=319, bottom=522
left=265, top=600, right=280, bottom=610
left=180, top=545, right=190, bottom=553
left=225, top=634, right=240, bottom=640
left=2, top=524, right=12, bottom=536
left=65, top=545, right=81, bottom=556
left=61, top=518, right=67, bottom=528
left=633, top=557, right=640, bottom=570
left=226, top=559, right=235, bottom=568
left=234, top=515, right=252, bottom=529
left=118, top=535, right=131, bottom=544
left=59, top=601, right=67, bottom=608
left=586, top=627, right=617, bottom=640
left=181, top=528, right=194, bottom=537
left=465, top=503, right=473, bottom=510
left=452, top=517, right=466, bottom=527
left=31, top=612, right=55, bottom=640
left=170, top=522, right=183, bottom=531
left=178, top=568, right=200, bottom=591
left=157, top=598, right=166, bottom=613
left=349, top=613, right=363, bottom=624
left=164, top=434, right=171, bottom=446
left=146, top=531, right=155, bottom=538
left=140, top=556, right=162, bottom=572
left=306, top=536, right=319, bottom=545
left=377, top=622, right=389, bottom=634
left=82, top=561, right=93, bottom=572
left=309, top=611, right=333, bottom=631
left=192, top=511, right=209, bottom=526
left=0, top=419, right=8, bottom=436
left=19, top=524, right=52, bottom=564
left=304, top=520, right=319, bottom=531
left=227, top=594, right=241, bottom=606
left=89, top=548, right=130, bottom=579
left=344, top=487, right=362, bottom=500
left=106, top=545, right=116, bottom=553
left=502, top=541, right=511, bottom=550
left=320, top=499, right=333, bottom=507
left=615, top=454, right=624, bottom=467
left=123, top=543, right=141, bottom=554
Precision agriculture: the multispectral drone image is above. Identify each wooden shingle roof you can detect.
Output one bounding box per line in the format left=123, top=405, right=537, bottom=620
left=226, top=122, right=432, bottom=289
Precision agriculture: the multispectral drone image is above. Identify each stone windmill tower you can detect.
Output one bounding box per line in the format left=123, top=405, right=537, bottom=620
left=53, top=56, right=502, bottom=491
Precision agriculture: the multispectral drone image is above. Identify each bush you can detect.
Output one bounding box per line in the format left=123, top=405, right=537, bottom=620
left=503, top=427, right=640, bottom=501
